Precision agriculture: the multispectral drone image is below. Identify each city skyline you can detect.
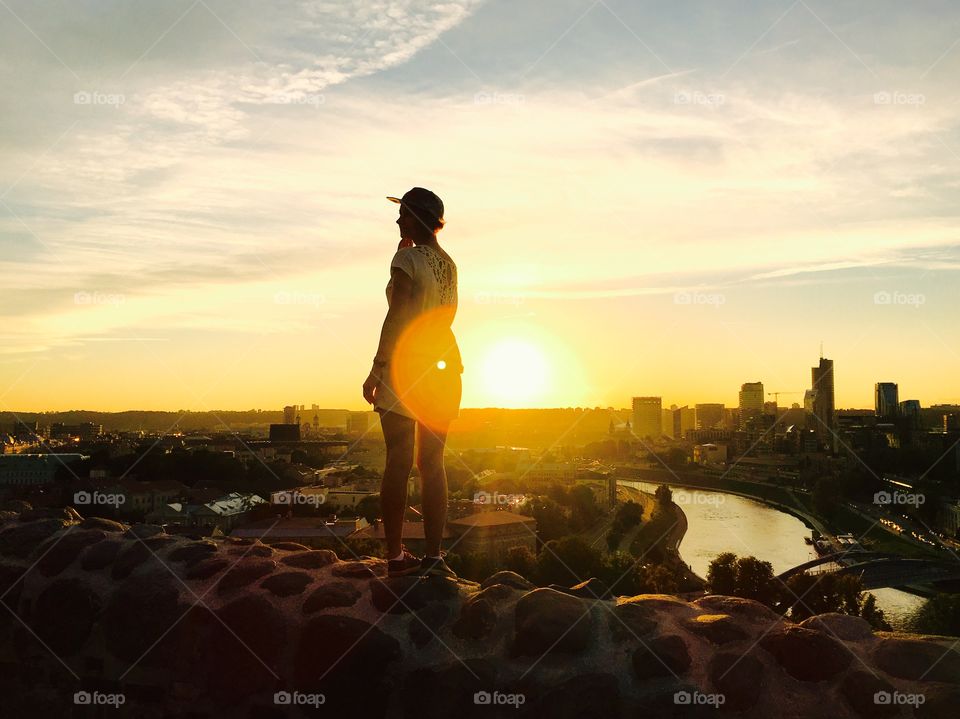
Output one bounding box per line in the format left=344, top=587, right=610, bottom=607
left=2, top=1, right=959, bottom=413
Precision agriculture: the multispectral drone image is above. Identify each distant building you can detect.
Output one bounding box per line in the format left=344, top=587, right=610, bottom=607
left=49, top=422, right=102, bottom=441
left=631, top=396, right=662, bottom=440
left=0, top=453, right=88, bottom=486
left=695, top=404, right=724, bottom=430
left=147, top=492, right=267, bottom=531
left=875, top=383, right=899, bottom=420
left=739, top=382, right=764, bottom=430
left=662, top=406, right=696, bottom=439
left=269, top=423, right=301, bottom=442
left=693, top=443, right=727, bottom=465
left=347, top=411, right=378, bottom=435
left=899, top=400, right=922, bottom=429
left=811, top=357, right=836, bottom=447
left=446, top=511, right=537, bottom=561
left=232, top=516, right=369, bottom=548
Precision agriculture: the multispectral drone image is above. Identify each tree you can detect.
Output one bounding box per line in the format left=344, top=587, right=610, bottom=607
left=355, top=495, right=381, bottom=524
left=504, top=545, right=536, bottom=578
left=733, top=556, right=778, bottom=605
left=908, top=593, right=960, bottom=636
left=535, top=536, right=603, bottom=586
left=812, top=477, right=841, bottom=518
left=654, top=484, right=673, bottom=506
left=606, top=528, right=624, bottom=552
left=706, top=552, right=738, bottom=596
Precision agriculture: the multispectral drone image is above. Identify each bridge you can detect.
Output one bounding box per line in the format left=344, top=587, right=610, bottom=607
left=779, top=551, right=960, bottom=591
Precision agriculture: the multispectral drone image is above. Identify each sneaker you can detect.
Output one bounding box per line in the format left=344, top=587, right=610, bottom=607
left=419, top=553, right=458, bottom=579
left=387, top=545, right=422, bottom=577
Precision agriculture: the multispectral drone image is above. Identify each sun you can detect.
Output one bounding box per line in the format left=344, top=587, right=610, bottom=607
left=479, top=338, right=550, bottom=406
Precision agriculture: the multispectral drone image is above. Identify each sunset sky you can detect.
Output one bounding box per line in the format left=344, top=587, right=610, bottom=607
left=2, top=0, right=959, bottom=414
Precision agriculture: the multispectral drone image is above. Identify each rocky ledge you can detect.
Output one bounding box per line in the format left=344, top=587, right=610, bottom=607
left=0, top=508, right=958, bottom=718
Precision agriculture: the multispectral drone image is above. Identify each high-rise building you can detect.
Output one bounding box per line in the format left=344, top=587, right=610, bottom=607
left=632, top=396, right=662, bottom=440
left=663, top=405, right=696, bottom=439
left=899, top=400, right=921, bottom=429
left=695, top=403, right=724, bottom=430
left=875, top=383, right=899, bottom=420
left=811, top=357, right=836, bottom=442
left=738, top=382, right=764, bottom=430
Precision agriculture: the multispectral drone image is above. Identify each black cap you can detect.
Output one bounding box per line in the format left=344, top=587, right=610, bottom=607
left=387, top=187, right=444, bottom=225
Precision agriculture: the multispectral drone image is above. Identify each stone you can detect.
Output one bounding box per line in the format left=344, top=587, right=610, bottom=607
left=208, top=595, right=287, bottom=700
left=2, top=500, right=31, bottom=513
left=480, top=570, right=534, bottom=591
left=331, top=558, right=386, bottom=578
left=760, top=625, right=852, bottom=682
left=103, top=574, right=181, bottom=664
left=535, top=672, right=621, bottom=719
left=402, top=658, right=498, bottom=719
left=186, top=557, right=230, bottom=580
left=513, top=588, right=593, bottom=656
left=681, top=614, right=749, bottom=645
left=268, top=541, right=310, bottom=551
left=547, top=576, right=612, bottom=600
left=281, top=549, right=337, bottom=569
left=227, top=543, right=273, bottom=558
left=216, top=559, right=276, bottom=593
left=111, top=541, right=160, bottom=579
left=452, top=596, right=496, bottom=640
left=840, top=670, right=897, bottom=718
left=470, top=582, right=517, bottom=605
left=81, top=540, right=122, bottom=570
left=800, top=613, right=875, bottom=641
left=409, top=603, right=451, bottom=648
left=124, top=523, right=165, bottom=539
left=617, top=594, right=697, bottom=615
left=79, top=516, right=127, bottom=532
left=873, top=638, right=960, bottom=683
left=260, top=571, right=313, bottom=597
left=36, top=529, right=106, bottom=576
left=302, top=581, right=362, bottom=613
left=20, top=507, right=81, bottom=522
left=369, top=575, right=460, bottom=614
left=916, top=684, right=960, bottom=719
left=167, top=540, right=219, bottom=566
left=293, top=615, right=401, bottom=713
left=632, top=634, right=691, bottom=680
left=693, top=595, right=782, bottom=623
left=709, top=650, right=764, bottom=712
left=608, top=601, right=657, bottom=642
left=28, top=578, right=101, bottom=656
left=0, top=519, right=69, bottom=558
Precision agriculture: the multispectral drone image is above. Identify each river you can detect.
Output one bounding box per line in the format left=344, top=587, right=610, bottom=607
left=619, top=480, right=925, bottom=630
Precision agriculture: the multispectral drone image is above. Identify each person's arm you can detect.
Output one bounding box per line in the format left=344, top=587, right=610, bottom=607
left=362, top=266, right=415, bottom=404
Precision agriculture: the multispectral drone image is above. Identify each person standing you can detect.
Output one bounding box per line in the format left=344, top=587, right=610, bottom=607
left=362, top=187, right=463, bottom=579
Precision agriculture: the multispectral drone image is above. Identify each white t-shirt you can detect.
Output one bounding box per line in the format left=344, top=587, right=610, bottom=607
left=385, top=244, right=458, bottom=312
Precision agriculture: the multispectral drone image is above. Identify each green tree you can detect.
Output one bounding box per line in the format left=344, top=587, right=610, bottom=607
left=535, top=536, right=603, bottom=586
left=733, top=556, right=778, bottom=605
left=504, top=545, right=536, bottom=578
left=908, top=593, right=960, bottom=636
left=355, top=495, right=381, bottom=524
left=654, top=484, right=673, bottom=506
left=706, top=552, right=738, bottom=596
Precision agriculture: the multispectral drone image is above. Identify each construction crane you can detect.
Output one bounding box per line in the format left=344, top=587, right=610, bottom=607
left=767, top=391, right=803, bottom=405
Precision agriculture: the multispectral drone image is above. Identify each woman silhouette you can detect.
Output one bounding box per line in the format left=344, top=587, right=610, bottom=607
left=362, top=187, right=463, bottom=578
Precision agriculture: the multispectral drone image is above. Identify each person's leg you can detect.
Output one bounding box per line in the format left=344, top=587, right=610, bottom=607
left=379, top=410, right=415, bottom=559
left=417, top=420, right=449, bottom=558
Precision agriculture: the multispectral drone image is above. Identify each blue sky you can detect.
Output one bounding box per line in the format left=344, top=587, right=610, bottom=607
left=1, top=0, right=958, bottom=412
